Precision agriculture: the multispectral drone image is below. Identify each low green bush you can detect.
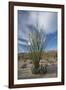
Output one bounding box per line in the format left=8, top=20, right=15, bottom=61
left=39, top=65, right=47, bottom=74
left=31, top=65, right=47, bottom=74
left=31, top=66, right=40, bottom=74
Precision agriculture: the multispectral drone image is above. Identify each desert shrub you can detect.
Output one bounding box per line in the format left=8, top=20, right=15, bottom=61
left=31, top=66, right=40, bottom=74
left=39, top=65, right=47, bottom=74
left=31, top=65, right=47, bottom=74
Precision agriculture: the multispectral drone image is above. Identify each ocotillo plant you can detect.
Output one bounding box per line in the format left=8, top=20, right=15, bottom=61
left=27, top=12, right=47, bottom=73
left=27, top=26, right=47, bottom=70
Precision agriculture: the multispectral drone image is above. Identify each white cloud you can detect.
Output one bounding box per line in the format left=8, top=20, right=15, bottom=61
left=28, top=11, right=57, bottom=34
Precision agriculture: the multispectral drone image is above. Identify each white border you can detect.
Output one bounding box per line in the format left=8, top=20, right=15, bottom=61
left=14, top=6, right=61, bottom=85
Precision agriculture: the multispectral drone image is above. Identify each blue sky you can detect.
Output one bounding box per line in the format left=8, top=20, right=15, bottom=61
left=18, top=10, right=58, bottom=53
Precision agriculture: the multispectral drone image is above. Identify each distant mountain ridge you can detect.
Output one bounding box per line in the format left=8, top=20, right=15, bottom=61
left=18, top=50, right=57, bottom=61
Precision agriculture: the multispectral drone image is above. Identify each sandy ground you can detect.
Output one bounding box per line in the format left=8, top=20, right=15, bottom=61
left=18, top=59, right=57, bottom=79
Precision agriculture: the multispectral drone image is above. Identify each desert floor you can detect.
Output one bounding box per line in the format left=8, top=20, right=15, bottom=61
left=18, top=59, right=57, bottom=79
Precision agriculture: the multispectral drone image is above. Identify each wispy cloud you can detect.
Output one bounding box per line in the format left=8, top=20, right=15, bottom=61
left=27, top=11, right=57, bottom=34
